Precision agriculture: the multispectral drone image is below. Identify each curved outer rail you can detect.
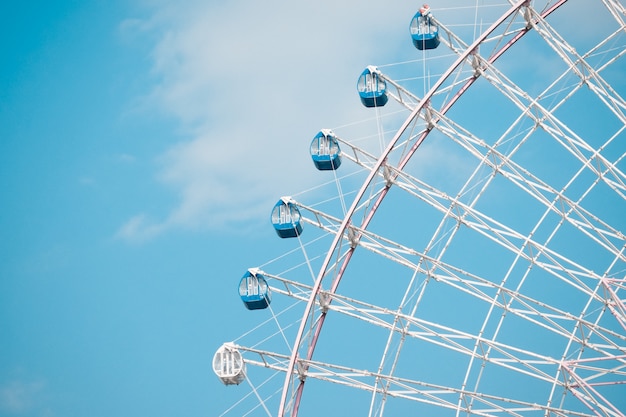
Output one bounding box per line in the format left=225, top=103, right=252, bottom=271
left=278, top=1, right=569, bottom=415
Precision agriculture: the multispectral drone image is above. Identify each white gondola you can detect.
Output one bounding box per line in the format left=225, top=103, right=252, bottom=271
left=213, top=343, right=245, bottom=385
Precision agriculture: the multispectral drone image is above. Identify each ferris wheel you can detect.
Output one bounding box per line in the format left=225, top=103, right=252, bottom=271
left=213, top=1, right=626, bottom=416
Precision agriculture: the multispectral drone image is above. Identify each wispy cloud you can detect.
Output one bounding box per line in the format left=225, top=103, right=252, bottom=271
left=78, top=176, right=96, bottom=186
left=0, top=379, right=45, bottom=414
left=116, top=153, right=136, bottom=164
left=116, top=0, right=413, bottom=241
left=115, top=213, right=165, bottom=243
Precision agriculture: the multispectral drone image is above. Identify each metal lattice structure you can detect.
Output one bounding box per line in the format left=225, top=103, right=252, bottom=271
left=214, top=1, right=626, bottom=416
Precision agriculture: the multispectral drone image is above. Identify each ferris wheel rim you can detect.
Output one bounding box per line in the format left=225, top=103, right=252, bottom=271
left=277, top=1, right=575, bottom=416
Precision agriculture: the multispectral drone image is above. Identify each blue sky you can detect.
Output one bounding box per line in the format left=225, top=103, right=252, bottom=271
left=0, top=2, right=217, bottom=415
left=0, top=1, right=413, bottom=415
left=1, top=1, right=625, bottom=417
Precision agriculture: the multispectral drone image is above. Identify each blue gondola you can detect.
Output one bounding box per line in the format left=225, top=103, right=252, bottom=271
left=310, top=129, right=342, bottom=171
left=239, top=270, right=271, bottom=310
left=357, top=66, right=388, bottom=108
left=410, top=4, right=440, bottom=50
left=271, top=197, right=303, bottom=238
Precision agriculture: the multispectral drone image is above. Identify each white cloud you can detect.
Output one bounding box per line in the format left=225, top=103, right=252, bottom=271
left=116, top=0, right=415, bottom=241
left=116, top=153, right=136, bottom=163
left=79, top=176, right=95, bottom=186
left=116, top=213, right=165, bottom=243
left=0, top=379, right=45, bottom=414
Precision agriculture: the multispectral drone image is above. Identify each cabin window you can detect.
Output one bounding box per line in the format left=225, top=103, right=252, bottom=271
left=248, top=275, right=259, bottom=296
left=272, top=203, right=299, bottom=224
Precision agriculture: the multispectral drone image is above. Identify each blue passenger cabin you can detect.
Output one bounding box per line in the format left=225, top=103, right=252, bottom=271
left=410, top=4, right=440, bottom=50
left=239, top=270, right=271, bottom=310
left=357, top=66, right=388, bottom=108
left=310, top=129, right=342, bottom=171
left=271, top=198, right=303, bottom=238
